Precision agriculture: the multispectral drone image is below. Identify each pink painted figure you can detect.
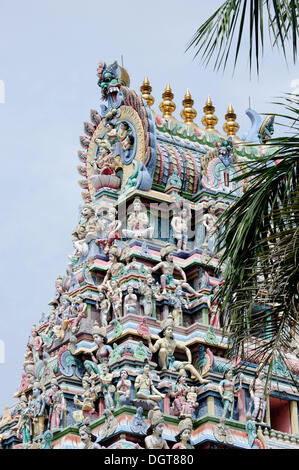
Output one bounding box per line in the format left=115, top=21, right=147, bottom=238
left=28, top=325, right=43, bottom=363
left=169, top=375, right=189, bottom=417
left=46, top=379, right=65, bottom=430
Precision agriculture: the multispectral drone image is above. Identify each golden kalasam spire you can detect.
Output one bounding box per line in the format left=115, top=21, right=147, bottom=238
left=159, top=83, right=176, bottom=118
left=180, top=88, right=197, bottom=124
left=140, top=76, right=155, bottom=107
left=201, top=95, right=218, bottom=131
left=223, top=103, right=239, bottom=136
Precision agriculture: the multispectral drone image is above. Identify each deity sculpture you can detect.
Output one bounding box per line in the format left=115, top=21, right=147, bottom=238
left=46, top=379, right=65, bottom=431
left=98, top=363, right=116, bottom=410
left=100, top=409, right=118, bottom=440
left=129, top=407, right=148, bottom=435
left=96, top=287, right=111, bottom=327
left=149, top=244, right=201, bottom=297
left=106, top=279, right=123, bottom=319
left=169, top=375, right=189, bottom=417
left=97, top=206, right=121, bottom=254
left=143, top=317, right=209, bottom=384
left=180, top=386, right=199, bottom=419
left=123, top=284, right=138, bottom=315
left=74, top=374, right=98, bottom=412
left=172, top=418, right=194, bottom=449
left=138, top=275, right=156, bottom=317
left=202, top=200, right=218, bottom=252
left=171, top=204, right=191, bottom=251
left=102, top=244, right=124, bottom=285
left=69, top=295, right=87, bottom=331
left=28, top=325, right=43, bottom=363
left=84, top=322, right=112, bottom=377
left=122, top=197, right=154, bottom=239
left=116, top=369, right=132, bottom=406
left=218, top=369, right=243, bottom=422
left=134, top=361, right=165, bottom=404
left=70, top=224, right=88, bottom=261
left=248, top=367, right=270, bottom=424
left=144, top=407, right=169, bottom=449
left=12, top=395, right=33, bottom=444
left=31, top=381, right=47, bottom=436
left=79, top=423, right=104, bottom=449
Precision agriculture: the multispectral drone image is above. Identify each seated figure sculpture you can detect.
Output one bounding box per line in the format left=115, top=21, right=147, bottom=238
left=134, top=361, right=165, bottom=406
left=143, top=316, right=209, bottom=384
left=122, top=197, right=154, bottom=239
left=149, top=244, right=201, bottom=297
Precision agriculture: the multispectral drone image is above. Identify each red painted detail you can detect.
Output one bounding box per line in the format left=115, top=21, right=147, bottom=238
left=269, top=397, right=291, bottom=434
left=237, top=388, right=246, bottom=422
left=185, top=150, right=198, bottom=193
left=157, top=144, right=164, bottom=185
left=171, top=146, right=181, bottom=177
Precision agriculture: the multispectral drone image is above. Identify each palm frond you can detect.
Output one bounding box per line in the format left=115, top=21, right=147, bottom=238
left=215, top=95, right=299, bottom=377
left=186, top=0, right=299, bottom=74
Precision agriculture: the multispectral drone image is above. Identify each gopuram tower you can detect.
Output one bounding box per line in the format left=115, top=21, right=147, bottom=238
left=1, top=60, right=298, bottom=450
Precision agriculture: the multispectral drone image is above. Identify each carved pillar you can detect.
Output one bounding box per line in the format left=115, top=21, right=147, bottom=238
left=207, top=395, right=215, bottom=415
left=290, top=401, right=299, bottom=435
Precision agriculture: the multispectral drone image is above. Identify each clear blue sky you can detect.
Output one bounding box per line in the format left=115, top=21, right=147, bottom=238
left=0, top=0, right=298, bottom=412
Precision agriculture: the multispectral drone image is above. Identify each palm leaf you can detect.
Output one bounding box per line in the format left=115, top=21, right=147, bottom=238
left=187, top=0, right=299, bottom=74
left=214, top=95, right=299, bottom=380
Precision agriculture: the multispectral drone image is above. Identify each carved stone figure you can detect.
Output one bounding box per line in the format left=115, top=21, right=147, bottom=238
left=144, top=406, right=169, bottom=449
left=107, top=279, right=123, bottom=319
left=172, top=418, right=194, bottom=449
left=84, top=322, right=112, bottom=376
left=202, top=201, right=218, bottom=252
left=74, top=374, right=97, bottom=412
left=97, top=206, right=121, bottom=254
left=31, top=381, right=47, bottom=436
left=149, top=244, right=201, bottom=297
left=248, top=367, right=270, bottom=424
left=100, top=409, right=118, bottom=439
left=180, top=386, right=199, bottom=419
left=123, top=284, right=138, bottom=315
left=46, top=379, right=65, bottom=431
left=28, top=325, right=43, bottom=363
left=122, top=197, right=154, bottom=239
left=218, top=369, right=243, bottom=421
left=116, top=369, right=132, bottom=406
left=169, top=375, right=189, bottom=417
left=103, top=244, right=124, bottom=285
left=79, top=423, right=104, bottom=449
left=144, top=317, right=209, bottom=383
left=12, top=395, right=33, bottom=444
left=98, top=363, right=115, bottom=410
left=96, top=288, right=111, bottom=327
left=129, top=407, right=148, bottom=435
left=134, top=361, right=165, bottom=404
left=171, top=204, right=191, bottom=251
left=139, top=275, right=156, bottom=317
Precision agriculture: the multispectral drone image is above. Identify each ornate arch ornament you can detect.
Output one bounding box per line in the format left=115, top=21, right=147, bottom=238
left=76, top=60, right=157, bottom=201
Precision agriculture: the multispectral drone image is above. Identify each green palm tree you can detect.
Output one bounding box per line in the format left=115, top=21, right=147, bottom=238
left=186, top=2, right=299, bottom=374
left=216, top=95, right=298, bottom=374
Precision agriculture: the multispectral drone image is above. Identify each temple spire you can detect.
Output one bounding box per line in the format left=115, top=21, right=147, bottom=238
left=201, top=95, right=218, bottom=131
left=159, top=83, right=176, bottom=118
left=223, top=103, right=239, bottom=136
left=180, top=88, right=197, bottom=124
left=140, top=76, right=155, bottom=107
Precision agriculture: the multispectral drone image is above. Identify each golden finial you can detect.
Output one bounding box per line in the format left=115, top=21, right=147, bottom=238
left=201, top=96, right=218, bottom=131
left=180, top=88, right=197, bottom=124
left=159, top=83, right=176, bottom=118
left=140, top=76, right=155, bottom=107
left=223, top=103, right=239, bottom=136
